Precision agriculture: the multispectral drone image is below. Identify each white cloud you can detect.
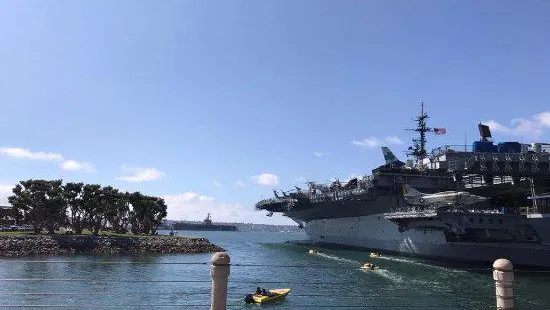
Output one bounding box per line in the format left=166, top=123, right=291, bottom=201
left=535, top=112, right=550, bottom=127
left=172, top=192, right=215, bottom=203
left=0, top=148, right=64, bottom=161
left=163, top=192, right=293, bottom=224
left=250, top=173, right=279, bottom=186
left=213, top=181, right=221, bottom=188
left=483, top=111, right=550, bottom=139
left=313, top=151, right=328, bottom=158
left=0, top=147, right=95, bottom=173
left=61, top=160, right=95, bottom=173
left=116, top=166, right=166, bottom=182
left=385, top=136, right=404, bottom=145
left=235, top=181, right=245, bottom=188
left=0, top=184, right=14, bottom=205
left=352, top=137, right=379, bottom=147
left=484, top=120, right=511, bottom=133
left=352, top=136, right=403, bottom=148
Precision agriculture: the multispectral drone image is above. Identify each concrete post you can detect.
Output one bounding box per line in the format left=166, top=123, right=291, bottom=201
left=493, top=258, right=514, bottom=310
left=210, top=252, right=230, bottom=310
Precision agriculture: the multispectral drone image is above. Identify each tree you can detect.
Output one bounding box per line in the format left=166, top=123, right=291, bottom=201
left=150, top=197, right=168, bottom=235
left=8, top=179, right=167, bottom=236
left=116, top=192, right=132, bottom=233
left=8, top=179, right=67, bottom=234
left=63, top=182, right=85, bottom=234
left=128, top=192, right=167, bottom=235
left=81, top=184, right=102, bottom=234
left=102, top=186, right=130, bottom=233
left=128, top=192, right=144, bottom=234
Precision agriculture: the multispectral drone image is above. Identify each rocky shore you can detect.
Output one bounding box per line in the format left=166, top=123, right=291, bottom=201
left=0, top=235, right=224, bottom=257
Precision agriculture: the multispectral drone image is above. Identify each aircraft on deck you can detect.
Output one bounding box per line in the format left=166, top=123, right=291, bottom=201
left=381, top=147, right=405, bottom=167
left=402, top=184, right=488, bottom=206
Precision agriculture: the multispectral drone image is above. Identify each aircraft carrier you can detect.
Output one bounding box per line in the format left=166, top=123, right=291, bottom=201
left=170, top=213, right=237, bottom=231
left=255, top=104, right=550, bottom=268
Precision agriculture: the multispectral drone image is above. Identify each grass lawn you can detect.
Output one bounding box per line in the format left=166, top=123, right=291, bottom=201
left=0, top=230, right=36, bottom=236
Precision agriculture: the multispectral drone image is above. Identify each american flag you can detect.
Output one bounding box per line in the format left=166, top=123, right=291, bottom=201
left=434, top=128, right=446, bottom=135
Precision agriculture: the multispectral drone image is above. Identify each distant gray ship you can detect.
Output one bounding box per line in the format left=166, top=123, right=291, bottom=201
left=171, top=213, right=237, bottom=231
left=256, top=104, right=550, bottom=268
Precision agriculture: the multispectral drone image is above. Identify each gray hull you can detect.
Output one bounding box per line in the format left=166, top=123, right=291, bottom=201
left=305, top=214, right=550, bottom=268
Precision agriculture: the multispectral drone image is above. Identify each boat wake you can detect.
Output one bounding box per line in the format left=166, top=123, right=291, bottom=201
left=314, top=252, right=358, bottom=265
left=377, top=255, right=464, bottom=273
left=311, top=251, right=403, bottom=283
left=371, top=269, right=403, bottom=283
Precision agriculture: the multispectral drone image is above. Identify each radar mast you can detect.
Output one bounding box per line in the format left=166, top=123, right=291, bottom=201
left=407, top=102, right=431, bottom=168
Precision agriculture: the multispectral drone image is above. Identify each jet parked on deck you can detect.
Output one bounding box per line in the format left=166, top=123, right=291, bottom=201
left=402, top=184, right=488, bottom=206
left=381, top=147, right=405, bottom=167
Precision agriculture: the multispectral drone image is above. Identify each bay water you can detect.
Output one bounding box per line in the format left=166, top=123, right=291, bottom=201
left=1, top=230, right=549, bottom=309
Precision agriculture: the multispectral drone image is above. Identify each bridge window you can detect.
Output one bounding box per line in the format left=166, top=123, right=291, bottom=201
left=498, top=219, right=503, bottom=224
left=469, top=217, right=474, bottom=223
left=489, top=218, right=494, bottom=224
left=479, top=218, right=484, bottom=224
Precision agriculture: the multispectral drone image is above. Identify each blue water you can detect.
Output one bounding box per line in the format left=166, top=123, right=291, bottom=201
left=0, top=230, right=549, bottom=309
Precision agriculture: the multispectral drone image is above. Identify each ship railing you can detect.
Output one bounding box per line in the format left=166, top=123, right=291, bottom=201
left=254, top=198, right=292, bottom=211
left=384, top=208, right=438, bottom=219
left=431, top=145, right=472, bottom=156
left=309, top=188, right=369, bottom=203
left=463, top=152, right=550, bottom=175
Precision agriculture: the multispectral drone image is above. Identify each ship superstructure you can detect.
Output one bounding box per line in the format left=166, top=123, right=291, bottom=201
left=255, top=104, right=550, bottom=267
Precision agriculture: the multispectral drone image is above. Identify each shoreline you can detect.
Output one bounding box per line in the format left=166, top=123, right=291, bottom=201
left=0, top=235, right=224, bottom=258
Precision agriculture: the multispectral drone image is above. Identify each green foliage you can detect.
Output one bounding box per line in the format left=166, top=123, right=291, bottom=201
left=7, top=180, right=168, bottom=235
left=8, top=180, right=67, bottom=234
left=63, top=182, right=85, bottom=234
left=108, top=190, right=131, bottom=234
left=128, top=193, right=168, bottom=235
left=82, top=184, right=102, bottom=234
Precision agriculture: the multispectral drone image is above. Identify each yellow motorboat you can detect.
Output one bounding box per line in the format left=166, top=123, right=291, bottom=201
left=369, top=252, right=381, bottom=258
left=361, top=262, right=380, bottom=271
left=309, top=249, right=317, bottom=255
left=244, top=288, right=291, bottom=304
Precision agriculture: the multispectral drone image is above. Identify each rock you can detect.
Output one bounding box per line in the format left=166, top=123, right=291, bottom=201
left=0, top=235, right=225, bottom=257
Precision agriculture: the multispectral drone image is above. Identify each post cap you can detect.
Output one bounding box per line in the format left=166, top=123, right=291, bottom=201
left=211, top=252, right=231, bottom=265
left=493, top=258, right=513, bottom=271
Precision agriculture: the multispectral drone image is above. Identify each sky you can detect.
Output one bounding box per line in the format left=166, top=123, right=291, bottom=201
left=0, top=1, right=549, bottom=225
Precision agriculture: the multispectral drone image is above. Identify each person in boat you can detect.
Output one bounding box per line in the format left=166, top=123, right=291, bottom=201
left=256, top=287, right=262, bottom=295
left=244, top=294, right=254, bottom=303
left=261, top=288, right=268, bottom=295
left=363, top=262, right=377, bottom=270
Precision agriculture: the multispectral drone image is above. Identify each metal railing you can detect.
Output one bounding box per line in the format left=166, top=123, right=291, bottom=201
left=0, top=253, right=525, bottom=309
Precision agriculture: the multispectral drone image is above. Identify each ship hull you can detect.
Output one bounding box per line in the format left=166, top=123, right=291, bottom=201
left=172, top=224, right=237, bottom=231
left=304, top=214, right=550, bottom=268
